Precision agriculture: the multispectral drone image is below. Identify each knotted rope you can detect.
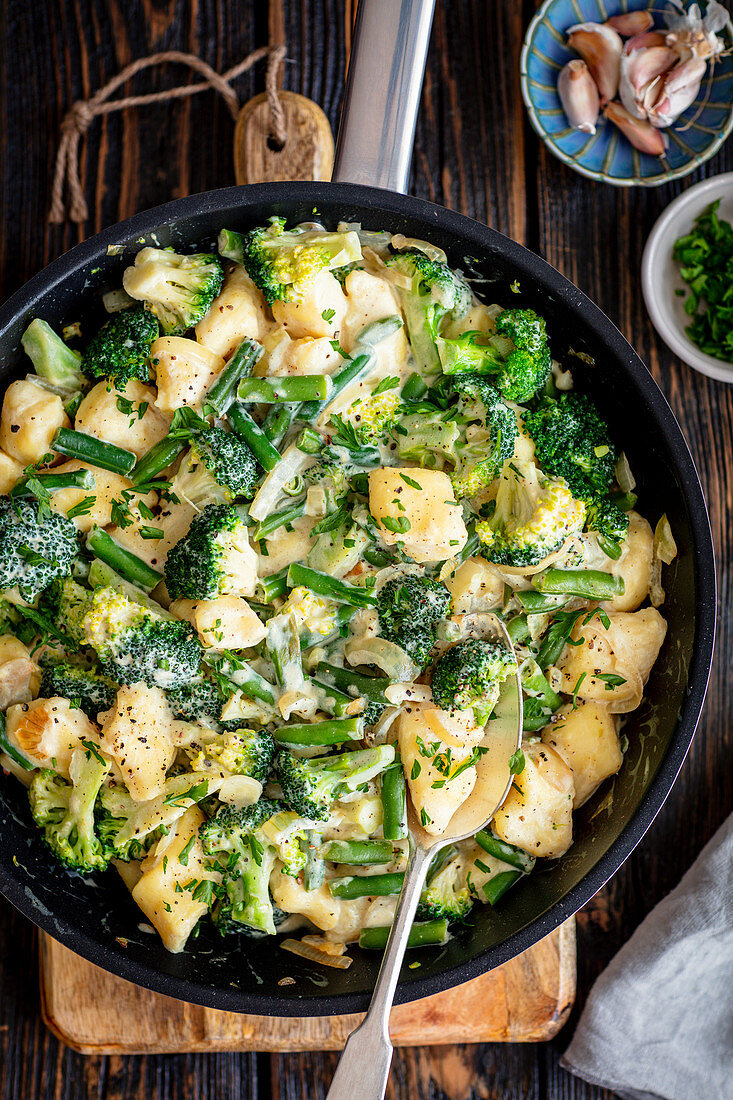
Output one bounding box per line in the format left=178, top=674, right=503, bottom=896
left=49, top=46, right=287, bottom=224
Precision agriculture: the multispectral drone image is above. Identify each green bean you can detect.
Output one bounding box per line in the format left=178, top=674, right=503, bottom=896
left=304, top=831, right=325, bottom=892
left=272, top=717, right=363, bottom=746
left=534, top=568, right=624, bottom=601
left=359, top=919, right=449, bottom=951
left=537, top=608, right=585, bottom=671
left=505, top=614, right=530, bottom=646
left=234, top=664, right=276, bottom=705
left=296, top=428, right=323, bottom=454
left=131, top=436, right=185, bottom=486
left=255, top=567, right=289, bottom=603
left=253, top=499, right=307, bottom=542
left=262, top=402, right=298, bottom=447
left=330, top=872, right=404, bottom=899
left=238, top=375, right=331, bottom=404
left=321, top=839, right=394, bottom=865
left=401, top=371, right=428, bottom=401
left=287, top=563, right=377, bottom=608
left=11, top=469, right=95, bottom=497
left=227, top=402, right=282, bottom=472
left=516, top=590, right=569, bottom=614
left=204, top=337, right=262, bottom=415
left=53, top=428, right=135, bottom=476
left=218, top=228, right=244, bottom=263
left=315, top=662, right=390, bottom=705
left=381, top=765, right=408, bottom=841
left=86, top=528, right=163, bottom=592
left=597, top=534, right=623, bottom=560
left=475, top=831, right=535, bottom=874
left=482, top=869, right=522, bottom=906
left=311, top=679, right=357, bottom=718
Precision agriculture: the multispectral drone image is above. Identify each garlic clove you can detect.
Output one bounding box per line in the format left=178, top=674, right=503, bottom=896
left=603, top=100, right=667, bottom=154
left=606, top=11, right=654, bottom=37
left=558, top=59, right=601, bottom=134
left=567, top=22, right=623, bottom=105
left=647, top=56, right=707, bottom=127
left=619, top=45, right=678, bottom=119
left=624, top=31, right=668, bottom=54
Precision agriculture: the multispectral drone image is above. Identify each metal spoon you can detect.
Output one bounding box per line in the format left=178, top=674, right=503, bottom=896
left=326, top=613, right=522, bottom=1100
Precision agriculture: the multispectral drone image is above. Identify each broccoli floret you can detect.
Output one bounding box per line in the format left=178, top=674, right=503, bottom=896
left=165, top=679, right=224, bottom=724
left=0, top=496, right=79, bottom=600
left=29, top=749, right=110, bottom=872
left=494, top=309, right=552, bottom=402
left=164, top=503, right=253, bottom=601
left=95, top=782, right=160, bottom=861
left=306, top=459, right=350, bottom=514
left=522, top=393, right=617, bottom=498
left=448, top=375, right=518, bottom=498
left=42, top=577, right=92, bottom=644
left=397, top=408, right=463, bottom=470
left=189, top=728, right=275, bottom=784
left=385, top=248, right=473, bottom=371
left=522, top=393, right=629, bottom=552
left=418, top=854, right=474, bottom=922
left=81, top=585, right=202, bottom=689
left=82, top=305, right=158, bottom=387
left=201, top=799, right=307, bottom=934
left=584, top=492, right=630, bottom=552
left=39, top=661, right=116, bottom=719
left=361, top=699, right=386, bottom=729
left=439, top=309, right=552, bottom=404
left=342, top=386, right=401, bottom=444
left=22, top=318, right=86, bottom=392
left=225, top=220, right=362, bottom=305
left=188, top=426, right=259, bottom=502
left=276, top=744, right=395, bottom=822
left=475, top=453, right=585, bottom=568
left=279, top=586, right=341, bottom=643
left=431, top=638, right=517, bottom=723
left=376, top=575, right=451, bottom=667
left=122, top=247, right=224, bottom=334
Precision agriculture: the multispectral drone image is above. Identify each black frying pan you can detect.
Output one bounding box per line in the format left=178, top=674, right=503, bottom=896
left=0, top=0, right=716, bottom=1017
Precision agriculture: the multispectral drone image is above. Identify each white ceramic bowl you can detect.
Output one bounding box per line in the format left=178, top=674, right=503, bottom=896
left=642, top=173, right=733, bottom=384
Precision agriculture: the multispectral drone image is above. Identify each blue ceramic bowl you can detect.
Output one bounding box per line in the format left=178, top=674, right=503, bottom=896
left=521, top=0, right=733, bottom=187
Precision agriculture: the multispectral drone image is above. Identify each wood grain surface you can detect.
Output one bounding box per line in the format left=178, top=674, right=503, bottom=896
left=39, top=922, right=575, bottom=1054
left=0, top=1, right=731, bottom=1098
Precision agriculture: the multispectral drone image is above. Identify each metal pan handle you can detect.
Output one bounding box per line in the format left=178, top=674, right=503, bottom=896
left=332, top=0, right=437, bottom=194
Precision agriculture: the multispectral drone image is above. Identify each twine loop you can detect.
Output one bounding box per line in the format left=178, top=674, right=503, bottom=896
left=49, top=45, right=287, bottom=225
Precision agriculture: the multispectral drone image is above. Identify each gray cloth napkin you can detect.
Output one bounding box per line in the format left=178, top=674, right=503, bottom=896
left=562, top=812, right=733, bottom=1100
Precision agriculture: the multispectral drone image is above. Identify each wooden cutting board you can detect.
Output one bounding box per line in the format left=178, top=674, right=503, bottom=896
left=39, top=920, right=575, bottom=1054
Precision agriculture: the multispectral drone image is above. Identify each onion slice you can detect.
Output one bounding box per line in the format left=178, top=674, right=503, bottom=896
left=280, top=938, right=353, bottom=969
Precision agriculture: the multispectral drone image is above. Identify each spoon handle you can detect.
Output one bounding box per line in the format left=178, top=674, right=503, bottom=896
left=325, top=843, right=433, bottom=1100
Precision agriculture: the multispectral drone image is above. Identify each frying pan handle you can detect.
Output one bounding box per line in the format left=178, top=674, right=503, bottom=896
left=332, top=0, right=437, bottom=193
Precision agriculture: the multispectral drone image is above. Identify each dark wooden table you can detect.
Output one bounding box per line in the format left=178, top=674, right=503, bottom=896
left=0, top=2, right=730, bottom=1097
